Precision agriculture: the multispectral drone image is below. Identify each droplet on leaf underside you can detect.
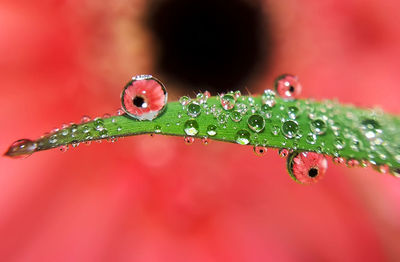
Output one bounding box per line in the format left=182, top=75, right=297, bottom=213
left=287, top=151, right=328, bottom=184
left=253, top=146, right=267, bottom=156
left=121, top=75, right=167, bottom=121
left=274, top=74, right=302, bottom=100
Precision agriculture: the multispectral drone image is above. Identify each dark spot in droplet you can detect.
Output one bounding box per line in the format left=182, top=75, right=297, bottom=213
left=146, top=0, right=275, bottom=93
left=133, top=96, right=146, bottom=108
left=289, top=86, right=295, bottom=93
left=308, top=168, right=319, bottom=178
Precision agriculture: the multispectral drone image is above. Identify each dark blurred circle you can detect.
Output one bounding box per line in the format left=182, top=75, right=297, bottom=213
left=146, top=0, right=274, bottom=93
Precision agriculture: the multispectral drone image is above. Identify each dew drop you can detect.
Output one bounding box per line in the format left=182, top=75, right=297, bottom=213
left=306, top=133, right=317, bottom=145
left=346, top=159, right=359, bottom=168
left=310, top=119, right=327, bottom=135
left=59, top=145, right=69, bottom=153
left=230, top=111, right=242, bottom=122
left=154, top=125, right=162, bottom=133
left=4, top=139, right=38, bottom=158
left=220, top=94, right=236, bottom=110
left=81, top=115, right=91, bottom=123
left=234, top=90, right=241, bottom=99
left=261, top=89, right=276, bottom=107
left=116, top=108, right=124, bottom=116
left=287, top=106, right=299, bottom=119
left=253, top=146, right=267, bottom=156
left=333, top=157, right=344, bottom=165
left=235, top=130, right=251, bottom=145
left=247, top=114, right=265, bottom=133
left=334, top=138, right=346, bottom=150
left=202, top=137, right=210, bottom=145
left=179, top=96, right=191, bottom=106
left=287, top=151, right=328, bottom=184
left=275, top=74, right=302, bottom=100
left=207, top=125, right=217, bottom=136
left=236, top=103, right=248, bottom=115
left=187, top=102, right=201, bottom=117
left=279, top=148, right=289, bottom=158
left=184, top=136, right=195, bottom=145
left=184, top=119, right=199, bottom=136
left=281, top=120, right=299, bottom=139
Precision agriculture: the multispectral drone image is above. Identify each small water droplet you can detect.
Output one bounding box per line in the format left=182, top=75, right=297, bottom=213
left=207, top=125, right=217, bottom=136
left=261, top=89, right=276, bottom=107
left=287, top=106, right=299, bottom=119
left=305, top=133, right=317, bottom=145
left=202, top=137, right=210, bottom=145
left=279, top=148, right=289, bottom=158
left=179, top=96, right=191, bottom=106
left=184, top=119, right=199, bottom=136
left=116, top=108, right=124, bottom=116
left=81, top=115, right=91, bottom=123
left=154, top=125, right=162, bottom=133
left=346, top=159, right=359, bottom=168
left=275, top=74, right=302, bottom=100
left=234, top=90, right=241, bottom=99
left=334, top=138, right=346, bottom=150
left=333, top=157, right=344, bottom=165
left=187, top=102, right=201, bottom=117
left=253, top=146, right=267, bottom=156
left=184, top=136, right=195, bottom=145
left=247, top=114, right=265, bottom=133
left=59, top=145, right=69, bottom=152
left=281, top=120, right=299, bottom=139
left=103, top=113, right=111, bottom=119
left=220, top=94, right=236, bottom=110
left=230, top=111, right=242, bottom=122
left=235, top=130, right=251, bottom=145
left=310, top=119, right=327, bottom=135
left=271, top=125, right=280, bottom=136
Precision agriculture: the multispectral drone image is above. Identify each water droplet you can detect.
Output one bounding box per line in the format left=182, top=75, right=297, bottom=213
left=281, top=120, right=299, bottom=139
left=202, top=137, right=210, bottom=145
left=121, top=76, right=168, bottom=120
left=310, top=119, right=327, bottom=135
left=275, top=74, right=302, bottom=100
left=235, top=130, right=251, bottom=145
left=184, top=136, right=195, bottom=145
left=187, top=102, right=201, bottom=117
left=4, top=139, right=38, bottom=158
left=217, top=113, right=229, bottom=124
left=103, top=113, right=111, bottom=119
left=287, top=106, right=299, bottom=119
left=271, top=125, right=280, bottom=136
left=287, top=151, right=328, bottom=184
left=220, top=94, right=236, bottom=110
left=94, top=118, right=104, bottom=131
left=59, top=145, right=69, bottom=153
left=234, top=90, right=241, bottom=99
left=207, top=125, right=217, bottom=136
left=49, top=135, right=58, bottom=144
left=261, top=89, right=276, bottom=107
left=279, top=148, right=289, bottom=158
left=333, top=157, right=344, bottom=165
left=184, top=119, right=199, bottom=136
left=116, top=108, right=124, bottom=116
left=334, top=138, right=346, bottom=150
left=203, top=91, right=211, bottom=99
left=82, top=125, right=91, bottom=134
left=247, top=114, right=265, bottom=133
left=154, top=125, right=162, bottom=133
left=179, top=96, right=191, bottom=106
left=81, top=115, right=91, bottom=123
left=230, top=111, right=242, bottom=122
left=236, top=103, right=248, bottom=115
left=253, top=146, right=267, bottom=156
left=306, top=133, right=317, bottom=144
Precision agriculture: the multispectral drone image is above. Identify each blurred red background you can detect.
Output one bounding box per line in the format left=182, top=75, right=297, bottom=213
left=1, top=0, right=400, bottom=261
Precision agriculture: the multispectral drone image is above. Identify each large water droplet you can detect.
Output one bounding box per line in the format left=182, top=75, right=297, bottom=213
left=235, top=130, right=251, bottom=145
left=286, top=151, right=328, bottom=184
left=310, top=119, right=327, bottom=135
left=5, top=139, right=38, bottom=158
left=247, top=114, right=265, bottom=133
left=230, top=111, right=242, bottom=122
left=281, top=120, right=299, bottom=139
left=220, top=94, right=236, bottom=110
left=184, top=119, right=199, bottom=136
left=187, top=102, right=201, bottom=117
left=179, top=96, right=191, bottom=106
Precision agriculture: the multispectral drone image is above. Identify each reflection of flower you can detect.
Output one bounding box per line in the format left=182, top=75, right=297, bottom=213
left=291, top=152, right=328, bottom=184
left=122, top=79, right=167, bottom=120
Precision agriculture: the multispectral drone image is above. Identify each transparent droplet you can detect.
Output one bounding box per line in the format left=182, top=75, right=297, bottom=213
left=347, top=159, right=359, bottom=168
left=287, top=106, right=299, bottom=119
left=234, top=90, right=241, bottom=99
left=217, top=113, right=229, bottom=124
left=94, top=118, right=105, bottom=131
left=236, top=103, right=248, bottom=115
left=235, top=130, right=251, bottom=145
left=310, top=119, right=327, bottom=135
left=274, top=74, right=302, bottom=100
left=220, top=94, right=236, bottom=110
left=247, top=114, right=265, bottom=133
left=333, top=157, right=344, bottom=165
left=187, top=102, right=201, bottom=117
left=184, top=119, right=199, bottom=136
left=207, top=125, right=217, bottom=136
left=279, top=148, right=289, bottom=158
left=261, top=89, right=276, bottom=107
left=4, top=139, right=38, bottom=159
left=281, top=120, right=299, bottom=139
left=184, top=136, right=195, bottom=145
left=334, top=138, right=346, bottom=150
left=271, top=125, right=280, bottom=136
left=59, top=145, right=69, bottom=152
left=82, top=125, right=91, bottom=134
left=81, top=115, right=91, bottom=123
left=306, top=133, right=317, bottom=145
left=154, top=125, right=162, bottom=133
left=230, top=111, right=242, bottom=122
left=253, top=146, right=267, bottom=156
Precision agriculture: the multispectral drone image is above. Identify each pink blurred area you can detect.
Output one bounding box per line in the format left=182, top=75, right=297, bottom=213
left=1, top=0, right=400, bottom=261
